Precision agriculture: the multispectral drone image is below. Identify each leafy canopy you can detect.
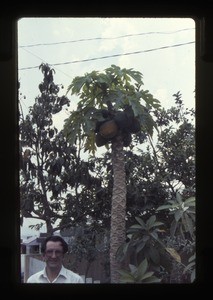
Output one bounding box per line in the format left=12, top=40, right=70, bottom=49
left=63, top=65, right=161, bottom=154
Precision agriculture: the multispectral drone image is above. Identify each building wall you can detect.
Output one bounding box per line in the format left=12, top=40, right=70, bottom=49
left=23, top=254, right=45, bottom=282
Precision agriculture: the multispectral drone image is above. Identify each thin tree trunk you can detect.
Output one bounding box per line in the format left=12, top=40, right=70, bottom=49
left=110, top=134, right=127, bottom=283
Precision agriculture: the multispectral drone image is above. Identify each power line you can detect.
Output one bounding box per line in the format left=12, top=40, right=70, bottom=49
left=19, top=28, right=195, bottom=48
left=20, top=47, right=73, bottom=79
left=19, top=41, right=195, bottom=71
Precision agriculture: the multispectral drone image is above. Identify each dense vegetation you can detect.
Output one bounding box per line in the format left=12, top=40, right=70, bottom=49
left=19, top=63, right=195, bottom=283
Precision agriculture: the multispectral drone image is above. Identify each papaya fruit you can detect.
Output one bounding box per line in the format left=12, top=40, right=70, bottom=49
left=95, top=132, right=108, bottom=147
left=99, top=119, right=118, bottom=139
left=129, top=117, right=141, bottom=133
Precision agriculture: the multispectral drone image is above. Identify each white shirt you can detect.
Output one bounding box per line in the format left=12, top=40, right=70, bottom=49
left=27, top=265, right=84, bottom=283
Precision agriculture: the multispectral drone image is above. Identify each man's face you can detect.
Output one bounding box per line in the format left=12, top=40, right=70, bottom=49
left=43, top=241, right=64, bottom=269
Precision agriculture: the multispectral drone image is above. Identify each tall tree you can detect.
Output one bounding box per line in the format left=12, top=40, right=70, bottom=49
left=19, top=63, right=70, bottom=233
left=19, top=63, right=101, bottom=234
left=63, top=65, right=161, bottom=282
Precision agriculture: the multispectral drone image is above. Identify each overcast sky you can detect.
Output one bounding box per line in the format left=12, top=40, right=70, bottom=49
left=18, top=17, right=195, bottom=237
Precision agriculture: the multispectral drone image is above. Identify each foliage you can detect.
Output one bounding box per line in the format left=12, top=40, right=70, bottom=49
left=117, top=197, right=195, bottom=282
left=116, top=92, right=195, bottom=283
left=118, top=258, right=161, bottom=283
left=63, top=64, right=161, bottom=154
left=116, top=215, right=165, bottom=266
left=62, top=64, right=162, bottom=282
left=19, top=63, right=195, bottom=283
left=19, top=63, right=104, bottom=234
left=183, top=253, right=196, bottom=282
left=157, top=193, right=195, bottom=239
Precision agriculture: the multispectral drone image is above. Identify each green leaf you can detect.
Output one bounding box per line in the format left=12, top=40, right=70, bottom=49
left=165, top=247, right=181, bottom=263
left=137, top=258, right=148, bottom=278
left=117, top=270, right=135, bottom=283
left=140, top=271, right=154, bottom=281
left=135, top=216, right=146, bottom=229
left=174, top=209, right=183, bottom=222
left=183, top=262, right=195, bottom=273
left=146, top=215, right=156, bottom=229
left=189, top=254, right=196, bottom=262
left=150, top=221, right=165, bottom=228
left=128, top=224, right=144, bottom=231
left=170, top=219, right=178, bottom=237
left=127, top=68, right=143, bottom=85
left=136, top=241, right=146, bottom=253
left=176, top=192, right=183, bottom=205
left=140, top=90, right=161, bottom=110
left=142, top=276, right=161, bottom=283
left=191, top=269, right=196, bottom=282
left=119, top=277, right=135, bottom=283
left=129, top=264, right=137, bottom=275
left=63, top=111, right=82, bottom=146
left=150, top=231, right=158, bottom=241
left=182, top=212, right=194, bottom=236
left=185, top=197, right=195, bottom=205
left=84, top=132, right=96, bottom=155
left=128, top=99, right=145, bottom=117
left=67, top=76, right=87, bottom=95
left=156, top=204, right=171, bottom=211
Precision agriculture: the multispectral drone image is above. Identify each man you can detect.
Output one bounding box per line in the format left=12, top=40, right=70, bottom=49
left=27, top=235, right=84, bottom=283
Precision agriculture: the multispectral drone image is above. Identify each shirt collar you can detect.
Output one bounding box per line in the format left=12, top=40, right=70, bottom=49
left=39, top=265, right=67, bottom=281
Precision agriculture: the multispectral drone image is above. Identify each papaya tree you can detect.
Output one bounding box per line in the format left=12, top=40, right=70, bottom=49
left=63, top=64, right=161, bottom=283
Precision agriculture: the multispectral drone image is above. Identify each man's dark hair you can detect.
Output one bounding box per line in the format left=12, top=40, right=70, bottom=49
left=41, top=235, right=68, bottom=254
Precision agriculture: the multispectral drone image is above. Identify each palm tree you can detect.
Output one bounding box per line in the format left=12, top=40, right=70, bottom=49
left=63, top=65, right=160, bottom=283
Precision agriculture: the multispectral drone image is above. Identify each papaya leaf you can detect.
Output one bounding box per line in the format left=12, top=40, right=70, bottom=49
left=67, top=76, right=86, bottom=95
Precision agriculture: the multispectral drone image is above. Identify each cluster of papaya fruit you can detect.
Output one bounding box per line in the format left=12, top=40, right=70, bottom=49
left=95, top=105, right=141, bottom=147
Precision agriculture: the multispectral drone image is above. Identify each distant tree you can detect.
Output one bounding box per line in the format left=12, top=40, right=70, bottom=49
left=19, top=63, right=102, bottom=234
left=117, top=92, right=195, bottom=283
left=124, top=92, right=195, bottom=225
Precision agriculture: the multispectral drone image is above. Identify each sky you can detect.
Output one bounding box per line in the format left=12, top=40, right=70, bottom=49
left=18, top=17, right=195, bottom=237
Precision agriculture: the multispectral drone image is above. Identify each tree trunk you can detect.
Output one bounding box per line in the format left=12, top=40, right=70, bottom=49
left=110, top=134, right=127, bottom=283
left=46, top=218, right=53, bottom=235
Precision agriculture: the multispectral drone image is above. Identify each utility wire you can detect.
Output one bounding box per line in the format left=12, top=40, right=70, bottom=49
left=19, top=28, right=195, bottom=48
left=20, top=47, right=73, bottom=78
left=19, top=41, right=195, bottom=71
